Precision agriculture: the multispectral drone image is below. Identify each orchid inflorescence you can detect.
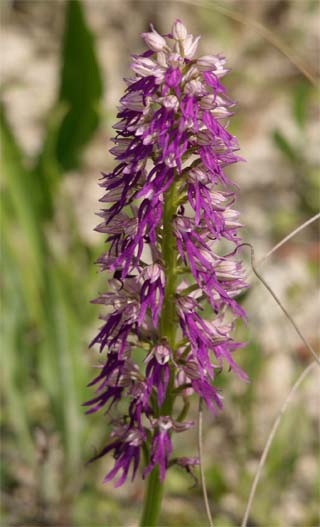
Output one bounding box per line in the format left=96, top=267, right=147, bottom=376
left=86, top=19, right=248, bottom=488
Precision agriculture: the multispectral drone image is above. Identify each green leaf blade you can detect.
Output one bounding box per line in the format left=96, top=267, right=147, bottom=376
left=56, top=0, right=103, bottom=171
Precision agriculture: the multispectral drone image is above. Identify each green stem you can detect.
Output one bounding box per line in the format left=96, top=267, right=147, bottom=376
left=140, top=177, right=179, bottom=527
left=159, top=179, right=179, bottom=346
left=140, top=466, right=164, bottom=527
left=159, top=179, right=178, bottom=416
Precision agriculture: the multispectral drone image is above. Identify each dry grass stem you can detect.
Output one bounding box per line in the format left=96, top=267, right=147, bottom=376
left=258, top=212, right=320, bottom=265
left=241, top=361, right=317, bottom=527
left=198, top=397, right=214, bottom=527
left=241, top=243, right=320, bottom=366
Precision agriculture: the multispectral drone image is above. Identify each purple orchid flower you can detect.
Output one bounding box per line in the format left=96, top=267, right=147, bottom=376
left=87, top=19, right=248, bottom=487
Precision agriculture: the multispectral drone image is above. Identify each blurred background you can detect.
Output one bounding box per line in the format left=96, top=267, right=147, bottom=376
left=1, top=1, right=319, bottom=526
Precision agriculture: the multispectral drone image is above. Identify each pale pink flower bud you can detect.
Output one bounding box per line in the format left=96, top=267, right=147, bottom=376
left=172, top=19, right=187, bottom=40
left=223, top=209, right=243, bottom=229
left=184, top=79, right=206, bottom=96
left=199, top=94, right=215, bottom=110
left=142, top=25, right=168, bottom=52
left=197, top=54, right=228, bottom=77
left=182, top=65, right=198, bottom=83
left=183, top=35, right=201, bottom=60
left=158, top=94, right=179, bottom=112
left=212, top=106, right=232, bottom=118
left=131, top=57, right=162, bottom=78
left=215, top=260, right=245, bottom=282
left=157, top=51, right=167, bottom=67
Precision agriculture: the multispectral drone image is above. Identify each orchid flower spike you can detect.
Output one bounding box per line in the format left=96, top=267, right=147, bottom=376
left=86, top=18, right=248, bottom=488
